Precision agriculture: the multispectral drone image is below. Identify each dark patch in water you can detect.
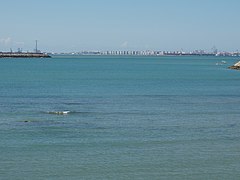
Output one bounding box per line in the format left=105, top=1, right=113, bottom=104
left=63, top=102, right=86, bottom=105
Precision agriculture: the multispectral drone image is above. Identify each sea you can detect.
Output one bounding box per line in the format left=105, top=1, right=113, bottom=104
left=0, top=55, right=240, bottom=180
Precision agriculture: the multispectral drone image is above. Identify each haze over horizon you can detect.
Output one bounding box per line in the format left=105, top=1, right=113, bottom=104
left=0, top=0, right=240, bottom=52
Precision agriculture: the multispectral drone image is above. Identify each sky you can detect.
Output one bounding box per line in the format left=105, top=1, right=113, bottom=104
left=0, top=0, right=240, bottom=52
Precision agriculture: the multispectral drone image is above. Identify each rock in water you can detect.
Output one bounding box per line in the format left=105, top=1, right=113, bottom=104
left=229, top=61, right=240, bottom=70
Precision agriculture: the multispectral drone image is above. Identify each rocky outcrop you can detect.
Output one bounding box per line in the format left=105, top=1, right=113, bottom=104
left=229, top=61, right=240, bottom=70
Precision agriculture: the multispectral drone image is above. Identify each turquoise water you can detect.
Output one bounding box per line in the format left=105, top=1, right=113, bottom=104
left=0, top=56, right=240, bottom=179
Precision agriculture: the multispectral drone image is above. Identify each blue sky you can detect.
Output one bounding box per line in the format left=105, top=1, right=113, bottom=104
left=0, top=0, right=239, bottom=52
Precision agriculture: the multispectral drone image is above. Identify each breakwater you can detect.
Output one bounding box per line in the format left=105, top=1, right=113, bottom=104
left=0, top=52, right=51, bottom=58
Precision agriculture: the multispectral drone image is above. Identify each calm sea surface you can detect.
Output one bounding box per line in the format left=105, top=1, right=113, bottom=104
left=0, top=56, right=240, bottom=179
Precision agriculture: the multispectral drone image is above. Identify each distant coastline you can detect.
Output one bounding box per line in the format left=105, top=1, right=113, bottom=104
left=2, top=50, right=239, bottom=58
left=50, top=50, right=240, bottom=57
left=0, top=52, right=51, bottom=58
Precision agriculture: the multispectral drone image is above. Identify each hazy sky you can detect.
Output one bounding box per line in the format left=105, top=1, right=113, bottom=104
left=0, top=0, right=239, bottom=52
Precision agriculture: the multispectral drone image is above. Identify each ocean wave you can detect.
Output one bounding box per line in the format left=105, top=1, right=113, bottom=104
left=47, top=111, right=71, bottom=115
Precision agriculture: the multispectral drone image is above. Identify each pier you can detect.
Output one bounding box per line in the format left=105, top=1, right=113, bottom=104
left=0, top=52, right=51, bottom=58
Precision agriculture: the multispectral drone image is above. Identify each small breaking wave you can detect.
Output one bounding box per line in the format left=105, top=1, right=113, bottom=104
left=47, top=111, right=71, bottom=115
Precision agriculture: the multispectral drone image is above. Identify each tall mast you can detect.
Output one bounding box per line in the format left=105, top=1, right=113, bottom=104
left=35, top=40, right=38, bottom=53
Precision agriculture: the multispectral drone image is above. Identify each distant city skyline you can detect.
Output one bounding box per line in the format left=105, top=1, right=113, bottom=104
left=0, top=0, right=240, bottom=52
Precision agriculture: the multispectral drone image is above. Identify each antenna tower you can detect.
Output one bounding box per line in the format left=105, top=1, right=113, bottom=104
left=35, top=40, right=38, bottom=53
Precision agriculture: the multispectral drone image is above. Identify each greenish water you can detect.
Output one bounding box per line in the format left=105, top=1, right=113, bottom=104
left=0, top=56, right=240, bottom=179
